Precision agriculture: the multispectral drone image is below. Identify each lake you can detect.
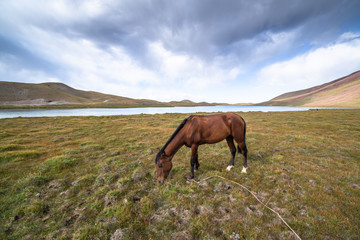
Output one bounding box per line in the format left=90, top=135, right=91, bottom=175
left=0, top=105, right=324, bottom=119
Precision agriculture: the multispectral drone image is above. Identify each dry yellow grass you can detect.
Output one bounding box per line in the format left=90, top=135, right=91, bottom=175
left=1, top=110, right=359, bottom=239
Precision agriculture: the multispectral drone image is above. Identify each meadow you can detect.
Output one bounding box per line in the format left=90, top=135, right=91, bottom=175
left=0, top=110, right=359, bottom=239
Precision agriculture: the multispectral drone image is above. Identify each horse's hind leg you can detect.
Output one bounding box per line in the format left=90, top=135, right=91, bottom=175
left=233, top=117, right=248, bottom=173
left=237, top=143, right=248, bottom=173
left=226, top=136, right=236, bottom=171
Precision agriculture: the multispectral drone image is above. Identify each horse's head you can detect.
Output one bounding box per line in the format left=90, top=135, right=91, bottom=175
left=155, top=150, right=173, bottom=184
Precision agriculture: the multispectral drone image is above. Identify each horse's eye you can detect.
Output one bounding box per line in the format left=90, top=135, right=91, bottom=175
left=158, top=164, right=163, bottom=168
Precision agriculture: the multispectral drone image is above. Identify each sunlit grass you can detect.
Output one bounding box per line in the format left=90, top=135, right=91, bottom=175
left=0, top=110, right=359, bottom=239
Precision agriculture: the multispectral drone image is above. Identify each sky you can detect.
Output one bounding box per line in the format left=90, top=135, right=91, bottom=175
left=1, top=0, right=360, bottom=104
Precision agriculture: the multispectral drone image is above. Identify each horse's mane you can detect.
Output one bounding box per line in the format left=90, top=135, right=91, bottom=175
left=155, top=115, right=193, bottom=164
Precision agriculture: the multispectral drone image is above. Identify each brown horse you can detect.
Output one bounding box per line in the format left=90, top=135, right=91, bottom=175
left=155, top=113, right=247, bottom=184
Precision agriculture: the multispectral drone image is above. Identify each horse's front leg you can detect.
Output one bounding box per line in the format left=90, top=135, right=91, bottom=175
left=189, top=144, right=198, bottom=180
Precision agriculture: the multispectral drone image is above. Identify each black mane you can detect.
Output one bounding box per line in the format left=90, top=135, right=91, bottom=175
left=155, top=115, right=193, bottom=164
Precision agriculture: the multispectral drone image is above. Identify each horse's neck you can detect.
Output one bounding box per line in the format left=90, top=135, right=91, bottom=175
left=164, top=130, right=184, bottom=157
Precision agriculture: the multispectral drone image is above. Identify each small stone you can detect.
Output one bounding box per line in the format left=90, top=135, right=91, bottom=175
left=169, top=207, right=178, bottom=217
left=42, top=216, right=50, bottom=222
left=65, top=214, right=79, bottom=226
left=171, top=231, right=190, bottom=240
left=228, top=194, right=236, bottom=202
left=132, top=196, right=141, bottom=202
left=111, top=229, right=124, bottom=240
left=255, top=210, right=263, bottom=217
left=48, top=180, right=62, bottom=189
left=299, top=209, right=307, bottom=216
left=218, top=206, right=230, bottom=215
left=249, top=205, right=256, bottom=211
left=195, top=205, right=211, bottom=215
left=245, top=207, right=253, bottom=214
left=59, top=190, right=68, bottom=197
left=104, top=195, right=113, bottom=206
left=309, top=179, right=316, bottom=186
left=199, top=181, right=208, bottom=189
left=131, top=168, right=145, bottom=181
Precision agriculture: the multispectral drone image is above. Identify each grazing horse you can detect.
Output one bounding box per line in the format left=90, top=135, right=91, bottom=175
left=155, top=113, right=247, bottom=184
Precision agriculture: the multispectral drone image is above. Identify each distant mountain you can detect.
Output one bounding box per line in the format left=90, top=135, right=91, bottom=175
left=0, top=81, right=215, bottom=108
left=259, top=71, right=360, bottom=108
left=169, top=100, right=225, bottom=106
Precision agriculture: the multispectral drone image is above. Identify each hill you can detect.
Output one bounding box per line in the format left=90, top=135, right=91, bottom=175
left=0, top=82, right=214, bottom=108
left=259, top=71, right=360, bottom=107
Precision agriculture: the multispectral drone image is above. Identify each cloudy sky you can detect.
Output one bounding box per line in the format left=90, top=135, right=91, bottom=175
left=1, top=0, right=360, bottom=103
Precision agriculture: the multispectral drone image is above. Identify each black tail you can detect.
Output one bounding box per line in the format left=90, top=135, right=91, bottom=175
left=237, top=117, right=247, bottom=154
left=243, top=118, right=246, bottom=143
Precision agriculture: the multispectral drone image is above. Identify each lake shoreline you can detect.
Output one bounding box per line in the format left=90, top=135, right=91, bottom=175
left=0, top=105, right=335, bottom=119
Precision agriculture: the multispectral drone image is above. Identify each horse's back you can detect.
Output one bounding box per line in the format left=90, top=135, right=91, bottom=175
left=190, top=113, right=244, bottom=127
left=185, top=113, right=245, bottom=144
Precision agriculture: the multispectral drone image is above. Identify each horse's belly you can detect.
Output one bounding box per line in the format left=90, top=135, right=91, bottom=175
left=200, top=130, right=230, bottom=144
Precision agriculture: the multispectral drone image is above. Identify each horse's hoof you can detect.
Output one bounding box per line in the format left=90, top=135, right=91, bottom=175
left=186, top=177, right=194, bottom=183
left=226, top=165, right=233, bottom=171
left=241, top=167, right=247, bottom=173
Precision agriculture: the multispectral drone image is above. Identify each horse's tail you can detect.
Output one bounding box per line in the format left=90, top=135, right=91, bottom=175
left=243, top=117, right=246, bottom=143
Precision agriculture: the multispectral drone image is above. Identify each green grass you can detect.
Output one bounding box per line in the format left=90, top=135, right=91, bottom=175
left=0, top=110, right=359, bottom=239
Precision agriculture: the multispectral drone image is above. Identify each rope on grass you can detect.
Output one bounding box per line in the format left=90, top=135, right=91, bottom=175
left=196, top=175, right=302, bottom=240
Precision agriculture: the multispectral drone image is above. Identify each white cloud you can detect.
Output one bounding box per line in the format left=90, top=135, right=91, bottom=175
left=257, top=34, right=360, bottom=91
left=16, top=25, right=159, bottom=86
left=0, top=0, right=109, bottom=25
left=149, top=41, right=242, bottom=89
left=2, top=24, right=245, bottom=102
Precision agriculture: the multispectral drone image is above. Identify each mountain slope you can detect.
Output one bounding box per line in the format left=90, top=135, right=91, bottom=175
left=0, top=82, right=168, bottom=107
left=0, top=82, right=216, bottom=107
left=259, top=71, right=360, bottom=107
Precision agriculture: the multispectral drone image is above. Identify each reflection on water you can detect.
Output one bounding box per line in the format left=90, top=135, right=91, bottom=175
left=0, top=105, right=321, bottom=119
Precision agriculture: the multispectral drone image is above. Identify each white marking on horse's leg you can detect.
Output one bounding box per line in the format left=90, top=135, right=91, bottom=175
left=226, top=165, right=233, bottom=171
left=241, top=167, right=247, bottom=173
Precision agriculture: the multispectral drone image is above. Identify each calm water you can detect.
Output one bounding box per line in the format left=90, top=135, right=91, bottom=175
left=0, top=105, right=322, bottom=119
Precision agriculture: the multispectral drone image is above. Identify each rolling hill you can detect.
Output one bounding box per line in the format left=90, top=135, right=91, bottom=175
left=0, top=82, right=214, bottom=108
left=259, top=71, right=360, bottom=107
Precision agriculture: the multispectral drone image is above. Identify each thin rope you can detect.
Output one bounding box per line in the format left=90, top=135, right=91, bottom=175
left=195, top=175, right=302, bottom=240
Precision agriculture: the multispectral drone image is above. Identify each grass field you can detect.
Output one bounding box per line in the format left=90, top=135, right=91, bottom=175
left=1, top=110, right=359, bottom=239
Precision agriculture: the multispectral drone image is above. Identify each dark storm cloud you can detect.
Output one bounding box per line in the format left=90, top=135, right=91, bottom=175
left=2, top=0, right=359, bottom=69
left=40, top=0, right=358, bottom=65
